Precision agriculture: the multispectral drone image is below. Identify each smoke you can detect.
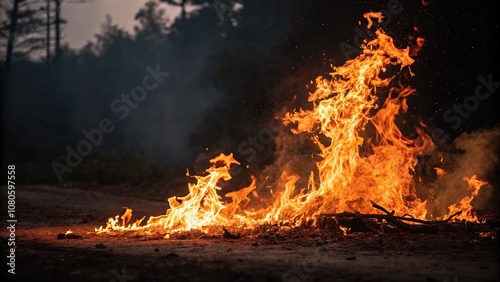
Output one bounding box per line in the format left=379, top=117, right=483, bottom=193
left=425, top=127, right=500, bottom=217
left=256, top=110, right=319, bottom=201
left=126, top=74, right=224, bottom=164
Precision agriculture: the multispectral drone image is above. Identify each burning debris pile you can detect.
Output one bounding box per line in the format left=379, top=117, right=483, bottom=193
left=95, top=13, right=493, bottom=238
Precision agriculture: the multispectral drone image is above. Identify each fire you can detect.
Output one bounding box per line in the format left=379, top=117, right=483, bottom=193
left=434, top=167, right=445, bottom=176
left=65, top=230, right=73, bottom=235
left=97, top=153, right=258, bottom=235
left=446, top=175, right=488, bottom=222
left=95, top=207, right=145, bottom=233
left=96, top=12, right=489, bottom=237
left=339, top=226, right=351, bottom=236
left=280, top=15, right=432, bottom=221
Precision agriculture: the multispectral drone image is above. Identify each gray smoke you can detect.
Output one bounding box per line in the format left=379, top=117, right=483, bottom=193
left=425, top=127, right=500, bottom=217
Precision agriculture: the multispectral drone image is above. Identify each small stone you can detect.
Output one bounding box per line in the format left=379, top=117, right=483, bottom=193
left=66, top=233, right=82, bottom=239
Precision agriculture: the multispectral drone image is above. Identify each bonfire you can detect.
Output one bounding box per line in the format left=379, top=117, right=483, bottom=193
left=95, top=12, right=489, bottom=238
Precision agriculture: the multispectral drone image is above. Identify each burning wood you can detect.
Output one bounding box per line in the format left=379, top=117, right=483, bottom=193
left=319, top=203, right=491, bottom=234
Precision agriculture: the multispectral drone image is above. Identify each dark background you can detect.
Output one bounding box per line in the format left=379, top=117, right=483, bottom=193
left=1, top=0, right=499, bottom=198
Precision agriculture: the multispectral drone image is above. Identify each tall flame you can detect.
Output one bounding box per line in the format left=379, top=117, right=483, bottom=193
left=96, top=13, right=488, bottom=237
left=281, top=27, right=432, bottom=221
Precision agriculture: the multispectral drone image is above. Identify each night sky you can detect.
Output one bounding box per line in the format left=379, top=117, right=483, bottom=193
left=409, top=0, right=499, bottom=137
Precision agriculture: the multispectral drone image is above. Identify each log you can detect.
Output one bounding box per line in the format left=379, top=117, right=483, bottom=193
left=318, top=212, right=447, bottom=225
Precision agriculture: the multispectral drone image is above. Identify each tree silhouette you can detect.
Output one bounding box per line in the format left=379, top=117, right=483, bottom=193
left=1, top=0, right=46, bottom=66
left=161, top=0, right=188, bottom=21
left=134, top=0, right=170, bottom=42
left=1, top=0, right=68, bottom=67
left=3, top=0, right=21, bottom=69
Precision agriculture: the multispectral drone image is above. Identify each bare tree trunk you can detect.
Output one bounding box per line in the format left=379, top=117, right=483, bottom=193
left=46, top=0, right=51, bottom=65
left=180, top=0, right=187, bottom=21
left=5, top=0, right=21, bottom=70
left=54, top=0, right=61, bottom=63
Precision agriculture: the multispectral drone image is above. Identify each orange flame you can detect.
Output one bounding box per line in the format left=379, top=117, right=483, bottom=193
left=96, top=153, right=258, bottom=235
left=339, top=226, right=351, bottom=236
left=281, top=27, right=431, bottom=221
left=363, top=12, right=384, bottom=29
left=96, top=14, right=489, bottom=237
left=446, top=175, right=488, bottom=222
left=434, top=167, right=445, bottom=176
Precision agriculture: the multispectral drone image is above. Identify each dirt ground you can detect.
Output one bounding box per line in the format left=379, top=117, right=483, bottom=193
left=1, top=184, right=498, bottom=282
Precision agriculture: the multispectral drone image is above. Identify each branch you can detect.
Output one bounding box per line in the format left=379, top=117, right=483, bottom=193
left=371, top=202, right=394, bottom=215
left=320, top=203, right=466, bottom=225
left=318, top=212, right=438, bottom=225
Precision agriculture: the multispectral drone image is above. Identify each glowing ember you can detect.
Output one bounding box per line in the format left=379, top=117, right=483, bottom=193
left=339, top=226, right=351, bottom=236
left=434, top=167, right=446, bottom=176
left=65, top=230, right=73, bottom=235
left=96, top=12, right=489, bottom=237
